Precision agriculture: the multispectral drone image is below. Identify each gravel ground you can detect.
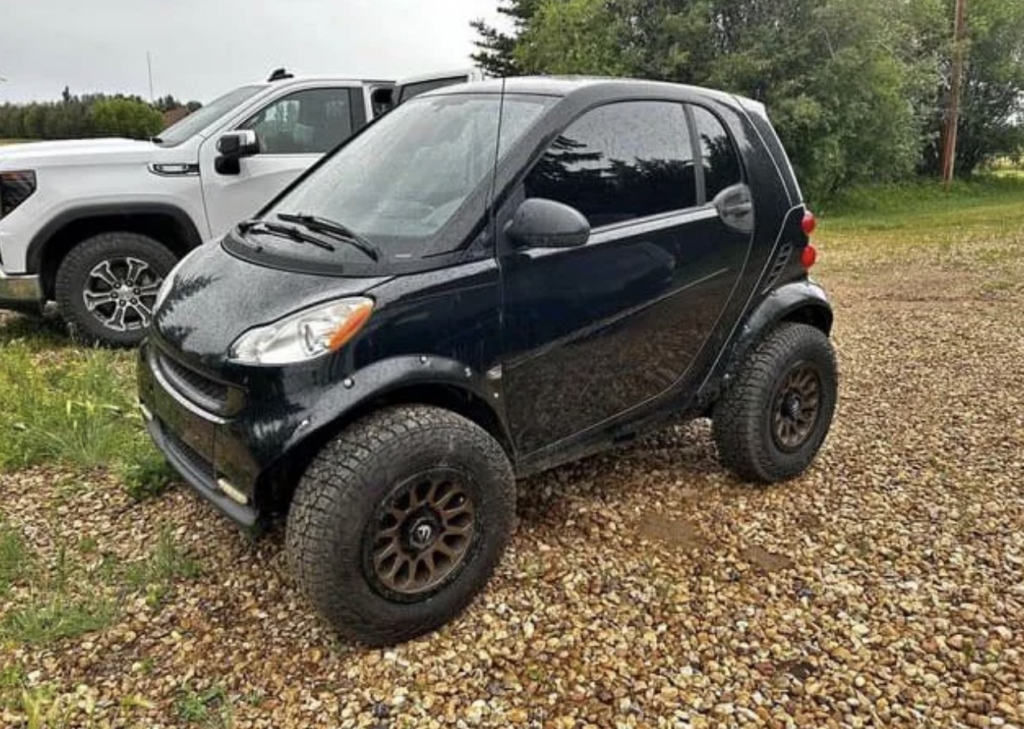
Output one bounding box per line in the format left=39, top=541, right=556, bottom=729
left=1, top=223, right=1023, bottom=728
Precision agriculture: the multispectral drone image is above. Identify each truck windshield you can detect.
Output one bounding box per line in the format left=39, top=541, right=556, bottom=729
left=260, top=92, right=553, bottom=270
left=155, top=85, right=265, bottom=147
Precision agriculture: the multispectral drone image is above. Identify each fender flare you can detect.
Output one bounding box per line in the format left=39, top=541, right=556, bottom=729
left=278, top=354, right=512, bottom=460
left=721, top=279, right=833, bottom=381
left=27, top=202, right=204, bottom=273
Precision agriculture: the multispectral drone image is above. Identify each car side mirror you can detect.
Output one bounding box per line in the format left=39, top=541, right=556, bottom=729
left=506, top=198, right=590, bottom=249
left=215, top=130, right=259, bottom=175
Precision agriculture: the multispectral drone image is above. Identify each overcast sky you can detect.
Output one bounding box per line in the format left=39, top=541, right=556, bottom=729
left=0, top=0, right=506, bottom=103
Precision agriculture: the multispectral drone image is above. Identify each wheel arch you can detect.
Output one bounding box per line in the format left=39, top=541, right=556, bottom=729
left=255, top=365, right=513, bottom=516
left=29, top=203, right=204, bottom=299
left=705, top=279, right=833, bottom=405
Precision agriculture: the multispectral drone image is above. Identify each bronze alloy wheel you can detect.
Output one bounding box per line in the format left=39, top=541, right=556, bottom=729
left=771, top=361, right=823, bottom=452
left=366, top=469, right=477, bottom=600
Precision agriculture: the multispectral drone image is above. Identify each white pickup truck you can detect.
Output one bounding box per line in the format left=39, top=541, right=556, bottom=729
left=0, top=69, right=476, bottom=345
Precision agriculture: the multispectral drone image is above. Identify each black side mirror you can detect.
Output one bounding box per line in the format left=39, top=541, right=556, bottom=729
left=215, top=130, right=260, bottom=175
left=506, top=198, right=590, bottom=249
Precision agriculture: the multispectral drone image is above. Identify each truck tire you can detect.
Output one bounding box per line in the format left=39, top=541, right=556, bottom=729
left=56, top=232, right=178, bottom=347
left=713, top=322, right=837, bottom=483
left=286, top=405, right=516, bottom=646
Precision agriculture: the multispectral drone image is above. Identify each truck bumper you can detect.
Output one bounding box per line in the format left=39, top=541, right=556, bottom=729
left=0, top=271, right=44, bottom=313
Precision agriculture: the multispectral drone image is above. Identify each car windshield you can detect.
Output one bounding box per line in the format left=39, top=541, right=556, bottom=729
left=260, top=92, right=554, bottom=268
left=155, top=85, right=265, bottom=147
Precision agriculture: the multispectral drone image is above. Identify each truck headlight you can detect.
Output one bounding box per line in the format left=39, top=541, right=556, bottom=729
left=229, top=297, right=374, bottom=365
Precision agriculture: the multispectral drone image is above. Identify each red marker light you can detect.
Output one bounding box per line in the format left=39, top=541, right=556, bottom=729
left=801, top=244, right=818, bottom=269
left=802, top=210, right=817, bottom=236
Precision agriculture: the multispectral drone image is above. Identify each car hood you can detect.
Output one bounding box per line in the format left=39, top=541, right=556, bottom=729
left=152, top=240, right=392, bottom=365
left=0, top=138, right=165, bottom=168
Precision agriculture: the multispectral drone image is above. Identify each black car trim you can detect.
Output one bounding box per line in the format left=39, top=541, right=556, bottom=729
left=145, top=417, right=258, bottom=529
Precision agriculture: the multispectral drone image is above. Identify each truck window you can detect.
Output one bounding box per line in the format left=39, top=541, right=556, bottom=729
left=241, top=88, right=355, bottom=155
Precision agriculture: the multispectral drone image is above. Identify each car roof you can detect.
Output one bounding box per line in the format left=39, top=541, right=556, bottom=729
left=424, top=75, right=741, bottom=107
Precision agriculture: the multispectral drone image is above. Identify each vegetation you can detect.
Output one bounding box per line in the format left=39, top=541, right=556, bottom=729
left=0, top=316, right=173, bottom=494
left=473, top=0, right=1024, bottom=201
left=0, top=88, right=200, bottom=141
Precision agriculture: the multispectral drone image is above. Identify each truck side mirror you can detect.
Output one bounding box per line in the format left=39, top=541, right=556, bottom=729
left=506, top=198, right=591, bottom=249
left=215, top=130, right=260, bottom=175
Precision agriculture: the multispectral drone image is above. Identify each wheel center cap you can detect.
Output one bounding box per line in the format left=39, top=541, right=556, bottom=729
left=408, top=517, right=437, bottom=550
left=785, top=394, right=802, bottom=419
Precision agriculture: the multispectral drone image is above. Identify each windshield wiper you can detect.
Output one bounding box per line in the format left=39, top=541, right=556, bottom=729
left=242, top=220, right=336, bottom=252
left=277, top=213, right=380, bottom=261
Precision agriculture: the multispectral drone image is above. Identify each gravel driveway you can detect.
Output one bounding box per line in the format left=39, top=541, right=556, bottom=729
left=1, top=215, right=1022, bottom=728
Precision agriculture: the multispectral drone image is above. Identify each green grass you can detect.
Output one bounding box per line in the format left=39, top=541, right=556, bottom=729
left=0, top=315, right=175, bottom=495
left=0, top=522, right=34, bottom=596
left=820, top=174, right=1024, bottom=232
left=0, top=522, right=200, bottom=646
left=175, top=682, right=233, bottom=728
left=815, top=173, right=1024, bottom=287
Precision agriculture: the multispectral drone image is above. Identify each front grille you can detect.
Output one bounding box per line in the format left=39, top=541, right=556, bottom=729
left=151, top=349, right=233, bottom=416
left=162, top=425, right=216, bottom=483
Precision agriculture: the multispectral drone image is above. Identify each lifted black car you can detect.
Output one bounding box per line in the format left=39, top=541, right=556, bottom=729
left=139, top=77, right=837, bottom=645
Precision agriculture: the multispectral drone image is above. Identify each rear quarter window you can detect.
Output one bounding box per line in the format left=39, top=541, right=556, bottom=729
left=690, top=105, right=743, bottom=201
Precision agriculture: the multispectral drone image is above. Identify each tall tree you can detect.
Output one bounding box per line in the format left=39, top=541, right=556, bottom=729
left=471, top=0, right=542, bottom=76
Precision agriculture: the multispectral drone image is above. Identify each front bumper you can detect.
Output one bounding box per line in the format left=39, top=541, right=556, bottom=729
left=0, top=270, right=44, bottom=312
left=138, top=340, right=267, bottom=529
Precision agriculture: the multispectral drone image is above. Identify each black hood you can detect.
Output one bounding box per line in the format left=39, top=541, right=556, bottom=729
left=152, top=241, right=391, bottom=364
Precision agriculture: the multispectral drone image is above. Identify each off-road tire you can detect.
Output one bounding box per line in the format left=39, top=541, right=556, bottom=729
left=286, top=405, right=516, bottom=646
left=713, top=322, right=837, bottom=483
left=56, top=232, right=177, bottom=347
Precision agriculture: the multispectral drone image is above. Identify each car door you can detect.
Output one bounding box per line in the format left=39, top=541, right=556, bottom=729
left=500, top=100, right=752, bottom=455
left=199, top=86, right=363, bottom=238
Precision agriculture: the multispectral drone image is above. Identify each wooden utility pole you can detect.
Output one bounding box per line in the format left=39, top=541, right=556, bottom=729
left=941, top=0, right=968, bottom=187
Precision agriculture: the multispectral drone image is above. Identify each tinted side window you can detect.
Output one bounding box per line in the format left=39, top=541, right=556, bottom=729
left=524, top=102, right=697, bottom=228
left=691, top=106, right=742, bottom=200
left=241, top=88, right=354, bottom=155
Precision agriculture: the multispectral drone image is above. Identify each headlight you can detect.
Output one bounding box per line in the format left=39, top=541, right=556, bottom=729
left=229, top=297, right=374, bottom=365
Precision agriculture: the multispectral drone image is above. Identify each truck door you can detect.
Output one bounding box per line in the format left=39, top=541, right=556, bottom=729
left=199, top=85, right=365, bottom=238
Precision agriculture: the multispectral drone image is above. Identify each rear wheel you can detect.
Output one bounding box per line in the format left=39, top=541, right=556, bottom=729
left=713, top=322, right=837, bottom=482
left=286, top=405, right=515, bottom=646
left=56, top=232, right=177, bottom=347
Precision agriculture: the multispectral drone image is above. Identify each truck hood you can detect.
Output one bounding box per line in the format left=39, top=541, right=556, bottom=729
left=153, top=240, right=392, bottom=365
left=0, top=138, right=175, bottom=168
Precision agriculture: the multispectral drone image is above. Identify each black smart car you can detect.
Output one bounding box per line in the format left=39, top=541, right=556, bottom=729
left=139, top=77, right=837, bottom=645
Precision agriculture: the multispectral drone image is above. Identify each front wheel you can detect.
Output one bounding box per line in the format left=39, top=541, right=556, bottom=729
left=286, top=405, right=516, bottom=646
left=713, top=322, right=838, bottom=483
left=56, top=232, right=178, bottom=347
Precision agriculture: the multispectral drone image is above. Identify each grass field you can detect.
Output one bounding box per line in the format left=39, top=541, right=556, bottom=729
left=0, top=175, right=1022, bottom=727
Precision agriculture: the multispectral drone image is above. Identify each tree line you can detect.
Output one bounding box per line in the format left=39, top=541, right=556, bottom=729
left=472, top=0, right=1024, bottom=201
left=0, top=88, right=201, bottom=141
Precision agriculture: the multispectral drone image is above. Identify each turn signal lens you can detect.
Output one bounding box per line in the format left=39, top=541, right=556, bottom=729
left=801, top=244, right=818, bottom=269
left=801, top=210, right=817, bottom=236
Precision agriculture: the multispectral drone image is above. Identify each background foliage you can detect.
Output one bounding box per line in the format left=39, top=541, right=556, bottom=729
left=474, top=0, right=1024, bottom=201
left=0, top=88, right=200, bottom=141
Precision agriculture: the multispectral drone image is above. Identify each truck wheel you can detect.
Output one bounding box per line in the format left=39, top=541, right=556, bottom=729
left=713, top=322, right=837, bottom=483
left=56, top=232, right=178, bottom=347
left=286, top=405, right=516, bottom=646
